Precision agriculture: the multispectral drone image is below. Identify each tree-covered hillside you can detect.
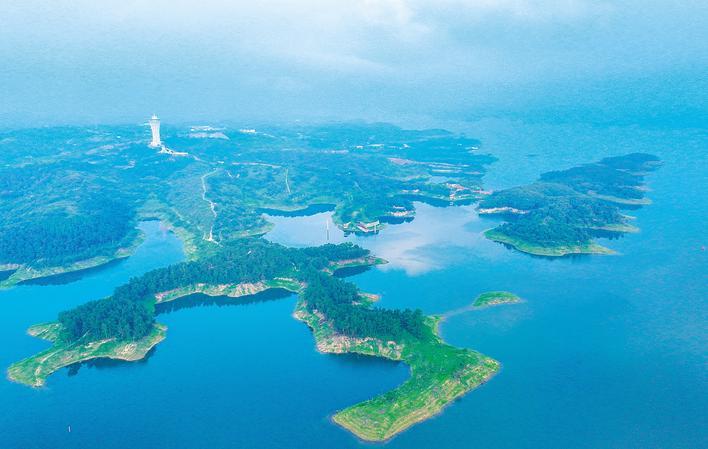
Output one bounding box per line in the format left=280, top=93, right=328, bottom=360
left=56, top=240, right=423, bottom=343
left=0, top=123, right=493, bottom=279
left=479, top=153, right=661, bottom=254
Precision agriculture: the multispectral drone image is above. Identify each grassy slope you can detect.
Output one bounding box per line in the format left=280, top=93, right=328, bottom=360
left=295, top=302, right=499, bottom=442
left=324, top=255, right=388, bottom=274
left=7, top=322, right=166, bottom=387
left=485, top=228, right=615, bottom=257
left=154, top=278, right=304, bottom=304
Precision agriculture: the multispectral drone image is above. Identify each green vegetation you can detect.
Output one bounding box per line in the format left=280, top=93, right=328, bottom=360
left=154, top=278, right=304, bottom=304
left=0, top=233, right=142, bottom=289
left=473, top=291, right=522, bottom=307
left=8, top=322, right=165, bottom=388
left=8, top=240, right=499, bottom=441
left=484, top=228, right=615, bottom=257
left=296, top=308, right=499, bottom=441
left=0, top=123, right=494, bottom=284
left=480, top=153, right=661, bottom=256
left=3, top=127, right=666, bottom=440
left=56, top=240, right=369, bottom=342
left=7, top=241, right=394, bottom=383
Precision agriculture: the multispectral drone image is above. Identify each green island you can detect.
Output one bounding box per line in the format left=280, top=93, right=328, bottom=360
left=8, top=240, right=501, bottom=441
left=479, top=153, right=661, bottom=256
left=473, top=291, right=522, bottom=307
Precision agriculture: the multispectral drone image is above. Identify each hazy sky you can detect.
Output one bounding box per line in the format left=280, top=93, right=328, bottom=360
left=1, top=0, right=706, bottom=127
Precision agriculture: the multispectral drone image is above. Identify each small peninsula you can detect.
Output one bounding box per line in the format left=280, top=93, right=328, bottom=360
left=8, top=241, right=500, bottom=441
left=479, top=153, right=661, bottom=256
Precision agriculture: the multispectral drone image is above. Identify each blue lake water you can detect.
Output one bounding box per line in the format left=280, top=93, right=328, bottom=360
left=1, top=121, right=706, bottom=448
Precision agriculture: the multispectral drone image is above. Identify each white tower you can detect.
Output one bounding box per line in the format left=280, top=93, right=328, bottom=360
left=149, top=114, right=161, bottom=148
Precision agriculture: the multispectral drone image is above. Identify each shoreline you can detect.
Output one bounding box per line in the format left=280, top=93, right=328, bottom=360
left=0, top=231, right=145, bottom=289
left=7, top=323, right=166, bottom=388
left=6, top=255, right=386, bottom=388
left=295, top=302, right=500, bottom=442
left=7, top=252, right=499, bottom=442
left=484, top=228, right=615, bottom=257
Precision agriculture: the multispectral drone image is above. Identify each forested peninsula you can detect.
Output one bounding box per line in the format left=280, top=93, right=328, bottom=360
left=8, top=240, right=500, bottom=441
left=479, top=153, right=661, bottom=256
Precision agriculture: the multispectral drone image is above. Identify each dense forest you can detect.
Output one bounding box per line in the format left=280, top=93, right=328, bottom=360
left=0, top=122, right=494, bottom=270
left=480, top=153, right=661, bottom=247
left=539, top=153, right=661, bottom=200
left=0, top=197, right=135, bottom=266
left=302, top=270, right=426, bottom=340
left=57, top=240, right=426, bottom=343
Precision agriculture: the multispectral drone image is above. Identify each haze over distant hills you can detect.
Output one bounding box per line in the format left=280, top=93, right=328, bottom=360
left=1, top=0, right=706, bottom=127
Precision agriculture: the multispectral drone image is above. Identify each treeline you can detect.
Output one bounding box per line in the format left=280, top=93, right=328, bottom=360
left=540, top=153, right=660, bottom=200
left=480, top=182, right=579, bottom=211
left=480, top=154, right=661, bottom=247
left=0, top=198, right=134, bottom=266
left=482, top=185, right=625, bottom=246
left=59, top=297, right=153, bottom=341
left=58, top=240, right=385, bottom=342
left=302, top=270, right=426, bottom=340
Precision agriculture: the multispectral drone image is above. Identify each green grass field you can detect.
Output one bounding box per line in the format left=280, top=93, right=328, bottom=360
left=296, top=303, right=500, bottom=442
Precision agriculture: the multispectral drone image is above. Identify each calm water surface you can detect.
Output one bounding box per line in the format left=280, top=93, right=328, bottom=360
left=1, top=122, right=706, bottom=449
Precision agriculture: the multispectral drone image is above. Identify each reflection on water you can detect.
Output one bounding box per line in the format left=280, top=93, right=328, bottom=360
left=265, top=202, right=499, bottom=275
left=20, top=258, right=127, bottom=286
left=155, top=288, right=294, bottom=315
left=332, top=265, right=373, bottom=278
left=398, top=194, right=475, bottom=208
left=324, top=351, right=403, bottom=370
left=66, top=346, right=159, bottom=377
left=257, top=203, right=335, bottom=217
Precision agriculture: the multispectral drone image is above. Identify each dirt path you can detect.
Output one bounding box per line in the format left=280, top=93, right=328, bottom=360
left=200, top=169, right=220, bottom=244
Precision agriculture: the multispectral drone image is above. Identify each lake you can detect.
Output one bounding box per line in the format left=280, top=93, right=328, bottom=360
left=1, top=120, right=705, bottom=448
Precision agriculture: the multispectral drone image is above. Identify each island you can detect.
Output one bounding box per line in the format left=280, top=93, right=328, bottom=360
left=473, top=291, right=522, bottom=307
left=479, top=153, right=662, bottom=256
left=8, top=240, right=500, bottom=441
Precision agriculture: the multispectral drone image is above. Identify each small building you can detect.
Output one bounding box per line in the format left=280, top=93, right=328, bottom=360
left=356, top=220, right=380, bottom=233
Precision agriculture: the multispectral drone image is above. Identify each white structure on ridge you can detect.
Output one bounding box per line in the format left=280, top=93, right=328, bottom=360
left=148, top=114, right=161, bottom=147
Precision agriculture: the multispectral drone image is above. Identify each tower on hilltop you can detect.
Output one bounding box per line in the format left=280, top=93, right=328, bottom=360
left=149, top=114, right=161, bottom=148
